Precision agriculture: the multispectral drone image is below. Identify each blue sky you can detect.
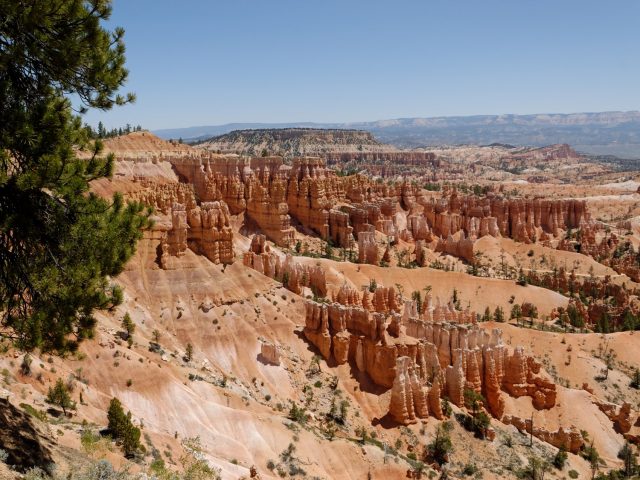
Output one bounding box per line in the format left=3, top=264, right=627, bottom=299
left=84, top=0, right=640, bottom=130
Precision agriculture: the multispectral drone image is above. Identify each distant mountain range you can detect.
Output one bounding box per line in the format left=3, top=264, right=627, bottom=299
left=153, top=111, right=640, bottom=157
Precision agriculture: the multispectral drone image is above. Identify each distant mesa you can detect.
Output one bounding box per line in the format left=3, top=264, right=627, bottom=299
left=194, top=127, right=393, bottom=158
left=153, top=111, right=640, bottom=157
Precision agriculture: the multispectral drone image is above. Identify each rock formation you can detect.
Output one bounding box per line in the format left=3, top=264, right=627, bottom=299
left=243, top=235, right=327, bottom=296
left=502, top=415, right=584, bottom=453
left=260, top=342, right=280, bottom=366
left=128, top=180, right=234, bottom=267
left=389, top=356, right=429, bottom=424
left=302, top=296, right=557, bottom=422
left=358, top=231, right=379, bottom=265
left=187, top=201, right=234, bottom=264
left=419, top=191, right=589, bottom=244
left=595, top=400, right=635, bottom=434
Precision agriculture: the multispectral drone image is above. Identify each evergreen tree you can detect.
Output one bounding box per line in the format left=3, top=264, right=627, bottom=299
left=425, top=421, right=453, bottom=466
left=107, top=397, right=141, bottom=457
left=107, top=397, right=127, bottom=436
left=622, top=308, right=637, bottom=331
left=121, top=413, right=141, bottom=457
left=0, top=1, right=151, bottom=353
left=618, top=442, right=638, bottom=477
left=121, top=312, right=135, bottom=338
left=510, top=304, right=523, bottom=323
left=493, top=306, right=505, bottom=323
left=47, top=378, right=74, bottom=414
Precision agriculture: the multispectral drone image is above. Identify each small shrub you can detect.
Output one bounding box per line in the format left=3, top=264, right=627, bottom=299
left=553, top=446, right=568, bottom=469
left=20, top=354, right=33, bottom=376
left=462, top=463, right=479, bottom=476
left=287, top=402, right=307, bottom=425
left=184, top=343, right=193, bottom=362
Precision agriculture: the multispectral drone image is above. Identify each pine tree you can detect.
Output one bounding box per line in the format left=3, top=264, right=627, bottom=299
left=121, top=413, right=141, bottom=457
left=121, top=313, right=135, bottom=338
left=425, top=421, right=453, bottom=466
left=510, top=304, right=522, bottom=323
left=47, top=378, right=74, bottom=415
left=107, top=397, right=127, bottom=436
left=0, top=1, right=151, bottom=353
left=107, top=397, right=141, bottom=457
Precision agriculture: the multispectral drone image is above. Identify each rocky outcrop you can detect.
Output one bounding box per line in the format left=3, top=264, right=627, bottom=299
left=164, top=203, right=189, bottom=259
left=358, top=231, right=379, bottom=265
left=245, top=158, right=295, bottom=247
left=0, top=398, right=54, bottom=473
left=129, top=180, right=234, bottom=267
left=260, top=342, right=280, bottom=366
left=595, top=400, right=634, bottom=434
left=502, top=415, right=584, bottom=453
left=502, top=347, right=556, bottom=410
left=445, top=354, right=465, bottom=407
left=483, top=348, right=505, bottom=419
left=303, top=301, right=331, bottom=359
left=187, top=201, right=234, bottom=264
left=436, top=233, right=475, bottom=262
left=333, top=283, right=361, bottom=306
left=389, top=356, right=429, bottom=424
left=287, top=157, right=336, bottom=240
left=328, top=209, right=355, bottom=249
left=302, top=296, right=557, bottom=423
left=243, top=235, right=327, bottom=296
left=428, top=374, right=444, bottom=419
left=171, top=155, right=296, bottom=246
left=420, top=191, right=589, bottom=244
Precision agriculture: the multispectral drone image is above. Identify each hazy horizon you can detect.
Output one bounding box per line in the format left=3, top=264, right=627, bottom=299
left=150, top=110, right=640, bottom=133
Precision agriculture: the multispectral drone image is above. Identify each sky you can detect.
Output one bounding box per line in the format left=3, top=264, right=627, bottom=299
left=84, top=0, right=640, bottom=130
